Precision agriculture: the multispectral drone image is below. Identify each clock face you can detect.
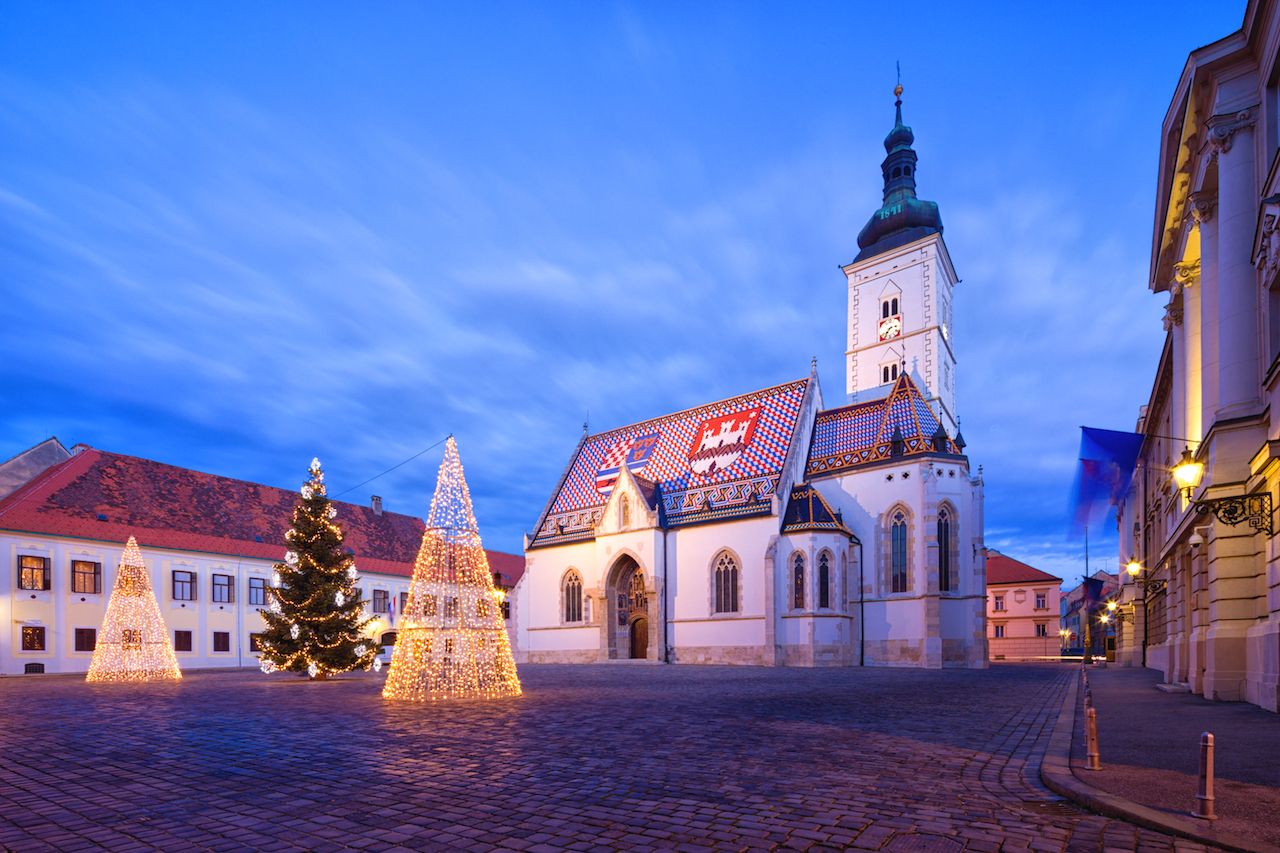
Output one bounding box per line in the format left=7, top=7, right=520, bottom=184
left=878, top=314, right=902, bottom=341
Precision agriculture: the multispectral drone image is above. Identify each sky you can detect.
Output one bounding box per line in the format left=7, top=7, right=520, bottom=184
left=0, top=2, right=1244, bottom=581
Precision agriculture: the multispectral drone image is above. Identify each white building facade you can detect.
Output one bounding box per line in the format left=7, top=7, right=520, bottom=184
left=0, top=440, right=523, bottom=676
left=512, top=91, right=988, bottom=668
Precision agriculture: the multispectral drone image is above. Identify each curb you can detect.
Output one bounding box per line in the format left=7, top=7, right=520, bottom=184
left=1039, top=669, right=1275, bottom=853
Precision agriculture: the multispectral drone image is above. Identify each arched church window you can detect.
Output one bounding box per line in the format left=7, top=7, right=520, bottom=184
left=891, top=511, right=909, bottom=593
left=891, top=297, right=899, bottom=316
left=882, top=301, right=890, bottom=319
left=938, top=507, right=953, bottom=592
left=563, top=570, right=583, bottom=623
left=713, top=551, right=739, bottom=613
left=792, top=553, right=805, bottom=610
left=892, top=166, right=902, bottom=178
left=818, top=551, right=831, bottom=609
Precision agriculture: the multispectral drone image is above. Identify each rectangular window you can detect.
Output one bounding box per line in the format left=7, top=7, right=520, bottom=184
left=400, top=591, right=409, bottom=613
left=74, top=628, right=97, bottom=652
left=502, top=600, right=511, bottom=620
left=373, top=589, right=389, bottom=613
left=993, top=624, right=1006, bottom=639
left=174, top=630, right=193, bottom=652
left=1035, top=592, right=1047, bottom=610
left=1035, top=622, right=1048, bottom=638
left=172, top=570, right=196, bottom=601
left=993, top=595, right=1005, bottom=612
left=211, top=574, right=234, bottom=604
left=21, top=626, right=46, bottom=651
left=248, top=577, right=267, bottom=606
left=213, top=631, right=230, bottom=653
left=18, top=555, right=51, bottom=591
left=71, top=560, right=102, bottom=594
left=248, top=633, right=263, bottom=652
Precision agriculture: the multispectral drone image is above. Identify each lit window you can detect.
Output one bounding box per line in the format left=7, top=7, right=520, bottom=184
left=18, top=556, right=50, bottom=591
left=71, top=560, right=101, bottom=594
left=21, top=626, right=45, bottom=651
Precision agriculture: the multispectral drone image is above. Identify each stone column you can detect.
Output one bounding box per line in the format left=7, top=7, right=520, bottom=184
left=1210, top=111, right=1260, bottom=419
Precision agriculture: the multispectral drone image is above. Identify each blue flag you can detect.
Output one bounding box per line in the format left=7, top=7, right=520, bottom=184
left=1071, top=426, right=1144, bottom=534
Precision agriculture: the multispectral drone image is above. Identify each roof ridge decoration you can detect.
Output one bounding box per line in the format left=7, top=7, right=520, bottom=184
left=806, top=372, right=961, bottom=478
left=528, top=378, right=811, bottom=549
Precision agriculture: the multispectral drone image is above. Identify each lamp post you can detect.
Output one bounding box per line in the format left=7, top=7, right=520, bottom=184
left=1059, top=628, right=1070, bottom=657
left=1124, top=557, right=1167, bottom=668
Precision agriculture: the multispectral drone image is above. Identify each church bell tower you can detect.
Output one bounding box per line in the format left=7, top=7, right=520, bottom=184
left=843, top=84, right=959, bottom=434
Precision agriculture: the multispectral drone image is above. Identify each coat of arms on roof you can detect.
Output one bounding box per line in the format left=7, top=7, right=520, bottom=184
left=688, top=408, right=760, bottom=476
left=595, top=432, right=659, bottom=496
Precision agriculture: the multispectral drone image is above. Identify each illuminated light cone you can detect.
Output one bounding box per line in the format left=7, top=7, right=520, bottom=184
left=87, top=536, right=182, bottom=683
left=383, top=437, right=522, bottom=701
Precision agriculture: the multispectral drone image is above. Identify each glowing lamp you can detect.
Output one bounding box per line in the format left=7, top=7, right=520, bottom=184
left=1125, top=558, right=1142, bottom=579
left=1172, top=447, right=1204, bottom=497
left=1106, top=600, right=1118, bottom=613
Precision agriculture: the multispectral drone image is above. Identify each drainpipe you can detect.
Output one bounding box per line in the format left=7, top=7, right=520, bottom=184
left=662, top=527, right=671, bottom=663
left=856, top=537, right=865, bottom=667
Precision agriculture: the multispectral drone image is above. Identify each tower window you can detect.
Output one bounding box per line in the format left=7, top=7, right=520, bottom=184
left=882, top=301, right=890, bottom=319
left=881, top=363, right=899, bottom=384
left=892, top=167, right=902, bottom=178
left=891, top=297, right=899, bottom=315
left=904, top=166, right=911, bottom=176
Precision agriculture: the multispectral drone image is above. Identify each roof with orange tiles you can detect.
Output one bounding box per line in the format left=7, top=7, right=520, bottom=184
left=986, top=552, right=1062, bottom=586
left=0, top=446, right=523, bottom=583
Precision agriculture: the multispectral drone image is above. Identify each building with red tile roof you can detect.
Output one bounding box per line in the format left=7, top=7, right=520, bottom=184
left=0, top=440, right=523, bottom=676
left=985, top=551, right=1063, bottom=661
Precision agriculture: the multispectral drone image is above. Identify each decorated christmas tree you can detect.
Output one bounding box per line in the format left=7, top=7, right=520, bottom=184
left=87, top=536, right=182, bottom=683
left=258, top=457, right=382, bottom=679
left=383, top=437, right=522, bottom=701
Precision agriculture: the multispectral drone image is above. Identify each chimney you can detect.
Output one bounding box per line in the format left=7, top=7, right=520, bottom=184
left=371, top=495, right=383, bottom=516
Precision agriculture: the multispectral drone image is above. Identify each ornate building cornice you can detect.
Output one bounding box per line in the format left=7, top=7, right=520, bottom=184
left=1163, top=300, right=1184, bottom=331
left=1189, top=191, right=1216, bottom=224
left=1173, top=258, right=1201, bottom=291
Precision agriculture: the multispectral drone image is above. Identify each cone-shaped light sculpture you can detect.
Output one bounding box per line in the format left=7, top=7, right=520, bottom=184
left=87, top=536, right=182, bottom=683
left=383, top=438, right=522, bottom=700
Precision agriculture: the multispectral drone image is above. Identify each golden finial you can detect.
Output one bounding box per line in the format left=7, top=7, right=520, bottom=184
left=894, top=61, right=903, bottom=99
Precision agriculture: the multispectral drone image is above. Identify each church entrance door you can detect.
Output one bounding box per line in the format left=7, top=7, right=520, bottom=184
left=630, top=617, right=648, bottom=659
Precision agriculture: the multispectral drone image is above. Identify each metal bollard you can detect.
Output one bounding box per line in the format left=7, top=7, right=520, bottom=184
left=1193, top=732, right=1217, bottom=820
left=1085, top=706, right=1101, bottom=771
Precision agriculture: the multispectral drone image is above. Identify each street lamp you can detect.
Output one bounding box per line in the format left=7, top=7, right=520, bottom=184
left=1172, top=447, right=1205, bottom=498
left=1124, top=557, right=1167, bottom=668
left=1170, top=447, right=1272, bottom=533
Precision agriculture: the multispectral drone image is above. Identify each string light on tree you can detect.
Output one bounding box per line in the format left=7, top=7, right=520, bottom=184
left=86, top=536, right=182, bottom=683
left=383, top=437, right=522, bottom=701
left=257, top=457, right=382, bottom=679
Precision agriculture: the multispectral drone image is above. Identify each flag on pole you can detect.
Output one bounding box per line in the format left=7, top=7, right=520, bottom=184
left=387, top=593, right=395, bottom=627
left=1071, top=426, right=1144, bottom=534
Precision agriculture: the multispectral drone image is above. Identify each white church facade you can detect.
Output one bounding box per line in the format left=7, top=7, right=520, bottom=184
left=511, top=89, right=987, bottom=668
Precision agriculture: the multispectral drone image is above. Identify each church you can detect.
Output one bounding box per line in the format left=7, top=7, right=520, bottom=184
left=511, top=88, right=987, bottom=668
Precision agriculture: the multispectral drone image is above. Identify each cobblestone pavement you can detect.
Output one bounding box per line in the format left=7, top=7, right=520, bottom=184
left=0, top=664, right=1211, bottom=852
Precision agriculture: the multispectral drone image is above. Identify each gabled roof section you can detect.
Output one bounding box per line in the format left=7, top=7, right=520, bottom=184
left=780, top=483, right=855, bottom=539
left=528, top=378, right=810, bottom=548
left=986, top=553, right=1062, bottom=586
left=0, top=446, right=522, bottom=578
left=807, top=373, right=961, bottom=477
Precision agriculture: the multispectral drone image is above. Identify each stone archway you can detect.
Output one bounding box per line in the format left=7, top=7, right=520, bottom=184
left=604, top=554, right=656, bottom=660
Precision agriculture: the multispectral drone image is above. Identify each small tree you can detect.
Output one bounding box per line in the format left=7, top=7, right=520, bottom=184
left=259, top=458, right=381, bottom=679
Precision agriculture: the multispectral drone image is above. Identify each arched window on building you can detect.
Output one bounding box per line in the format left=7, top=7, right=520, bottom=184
left=792, top=553, right=805, bottom=610
left=938, top=506, right=954, bottom=592
left=563, top=570, right=583, bottom=623
left=713, top=551, right=739, bottom=614
left=818, top=551, right=832, bottom=609
left=891, top=510, right=909, bottom=593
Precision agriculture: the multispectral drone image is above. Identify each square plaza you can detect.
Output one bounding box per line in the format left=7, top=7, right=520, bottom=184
left=0, top=664, right=1190, bottom=852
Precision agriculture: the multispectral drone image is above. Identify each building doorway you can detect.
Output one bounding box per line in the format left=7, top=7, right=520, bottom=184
left=630, top=616, right=649, bottom=659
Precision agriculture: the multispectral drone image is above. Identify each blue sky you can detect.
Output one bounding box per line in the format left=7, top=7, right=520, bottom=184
left=0, top=3, right=1242, bottom=579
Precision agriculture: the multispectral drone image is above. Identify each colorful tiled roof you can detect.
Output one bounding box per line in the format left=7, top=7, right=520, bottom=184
left=807, top=373, right=960, bottom=477
left=987, top=553, right=1062, bottom=585
left=0, top=446, right=523, bottom=579
left=780, top=483, right=855, bottom=539
left=529, top=378, right=811, bottom=548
